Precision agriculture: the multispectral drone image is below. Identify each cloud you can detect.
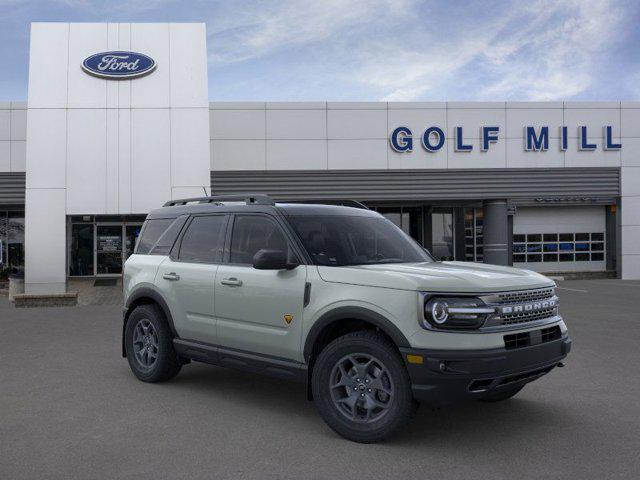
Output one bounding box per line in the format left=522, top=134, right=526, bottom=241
left=208, top=0, right=413, bottom=64
left=477, top=0, right=624, bottom=100
left=207, top=0, right=630, bottom=101
left=369, top=0, right=626, bottom=101
left=0, top=0, right=635, bottom=101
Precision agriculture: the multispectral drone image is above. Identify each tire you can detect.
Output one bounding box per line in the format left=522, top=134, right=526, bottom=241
left=479, top=385, right=524, bottom=403
left=124, top=304, right=182, bottom=383
left=312, top=331, right=418, bottom=443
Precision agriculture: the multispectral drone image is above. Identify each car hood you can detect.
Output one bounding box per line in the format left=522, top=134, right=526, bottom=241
left=316, top=261, right=554, bottom=293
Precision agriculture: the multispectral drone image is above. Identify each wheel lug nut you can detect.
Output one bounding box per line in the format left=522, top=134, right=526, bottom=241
left=360, top=393, right=364, bottom=397
left=368, top=389, right=372, bottom=392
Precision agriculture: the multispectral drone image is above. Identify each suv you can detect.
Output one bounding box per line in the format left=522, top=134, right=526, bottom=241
left=122, top=194, right=571, bottom=443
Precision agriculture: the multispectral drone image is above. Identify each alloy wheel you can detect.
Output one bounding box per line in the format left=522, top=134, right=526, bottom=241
left=329, top=353, right=394, bottom=423
left=132, top=319, right=159, bottom=368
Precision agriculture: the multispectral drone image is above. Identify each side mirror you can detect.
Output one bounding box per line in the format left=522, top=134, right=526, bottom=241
left=252, top=249, right=299, bottom=270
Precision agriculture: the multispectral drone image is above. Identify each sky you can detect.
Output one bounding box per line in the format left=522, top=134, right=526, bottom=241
left=1, top=0, right=639, bottom=102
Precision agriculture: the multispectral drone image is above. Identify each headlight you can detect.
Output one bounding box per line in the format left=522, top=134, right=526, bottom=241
left=422, top=296, right=495, bottom=330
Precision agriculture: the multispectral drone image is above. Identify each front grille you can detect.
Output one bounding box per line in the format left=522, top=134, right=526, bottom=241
left=541, top=325, right=562, bottom=343
left=504, top=325, right=562, bottom=350
left=504, top=332, right=530, bottom=349
left=501, top=307, right=557, bottom=325
left=496, top=287, right=555, bottom=304
left=488, top=287, right=558, bottom=326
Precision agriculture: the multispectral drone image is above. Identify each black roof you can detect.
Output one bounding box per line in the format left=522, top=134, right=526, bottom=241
left=146, top=194, right=379, bottom=220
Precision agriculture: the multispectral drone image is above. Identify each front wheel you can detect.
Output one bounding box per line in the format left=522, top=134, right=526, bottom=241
left=124, top=304, right=182, bottom=383
left=312, top=331, right=417, bottom=443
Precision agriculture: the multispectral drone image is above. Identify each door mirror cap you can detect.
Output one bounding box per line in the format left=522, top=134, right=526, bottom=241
left=252, top=249, right=299, bottom=270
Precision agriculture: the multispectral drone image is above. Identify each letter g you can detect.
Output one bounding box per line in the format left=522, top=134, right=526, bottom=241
left=390, top=126, right=413, bottom=152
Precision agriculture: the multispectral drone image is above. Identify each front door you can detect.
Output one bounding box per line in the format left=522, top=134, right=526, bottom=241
left=96, top=225, right=123, bottom=275
left=95, top=223, right=143, bottom=276
left=214, top=214, right=307, bottom=361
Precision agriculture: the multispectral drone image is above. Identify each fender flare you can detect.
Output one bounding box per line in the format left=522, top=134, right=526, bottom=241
left=303, top=306, right=411, bottom=362
left=122, top=286, right=178, bottom=356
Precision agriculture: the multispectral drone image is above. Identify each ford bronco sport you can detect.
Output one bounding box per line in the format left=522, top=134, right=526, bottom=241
left=122, top=194, right=571, bottom=443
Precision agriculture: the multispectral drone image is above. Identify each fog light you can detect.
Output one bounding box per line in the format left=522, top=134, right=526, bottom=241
left=406, top=354, right=424, bottom=365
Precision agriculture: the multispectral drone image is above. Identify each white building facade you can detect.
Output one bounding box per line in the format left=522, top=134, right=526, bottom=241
left=0, top=22, right=639, bottom=295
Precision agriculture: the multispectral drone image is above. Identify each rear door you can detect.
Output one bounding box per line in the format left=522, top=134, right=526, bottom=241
left=157, top=214, right=229, bottom=344
left=214, top=214, right=307, bottom=361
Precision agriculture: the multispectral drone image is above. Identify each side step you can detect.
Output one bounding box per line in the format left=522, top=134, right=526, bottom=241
left=173, top=338, right=307, bottom=383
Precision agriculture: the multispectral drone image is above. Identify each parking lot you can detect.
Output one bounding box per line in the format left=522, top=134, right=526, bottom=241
left=1, top=279, right=639, bottom=480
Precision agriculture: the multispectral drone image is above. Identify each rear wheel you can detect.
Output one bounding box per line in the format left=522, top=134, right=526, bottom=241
left=479, top=385, right=524, bottom=403
left=125, top=304, right=181, bottom=382
left=312, top=331, right=417, bottom=443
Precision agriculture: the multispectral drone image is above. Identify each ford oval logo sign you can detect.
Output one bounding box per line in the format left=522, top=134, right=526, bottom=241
left=82, top=51, right=156, bottom=79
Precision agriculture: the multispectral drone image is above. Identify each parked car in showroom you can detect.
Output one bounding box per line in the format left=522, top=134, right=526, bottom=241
left=121, top=194, right=571, bottom=443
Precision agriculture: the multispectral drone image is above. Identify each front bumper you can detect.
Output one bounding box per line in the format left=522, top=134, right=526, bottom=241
left=400, top=334, right=571, bottom=406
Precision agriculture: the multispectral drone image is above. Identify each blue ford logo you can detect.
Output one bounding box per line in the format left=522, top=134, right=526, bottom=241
left=82, top=51, right=156, bottom=79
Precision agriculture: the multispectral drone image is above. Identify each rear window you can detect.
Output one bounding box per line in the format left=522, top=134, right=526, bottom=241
left=135, top=218, right=174, bottom=255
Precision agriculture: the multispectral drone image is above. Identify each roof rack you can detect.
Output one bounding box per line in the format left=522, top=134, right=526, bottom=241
left=283, top=199, right=370, bottom=210
left=334, top=200, right=369, bottom=210
left=163, top=194, right=275, bottom=207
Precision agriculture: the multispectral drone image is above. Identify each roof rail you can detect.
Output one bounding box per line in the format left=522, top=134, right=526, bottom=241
left=283, top=199, right=370, bottom=210
left=335, top=200, right=370, bottom=210
left=163, top=194, right=275, bottom=207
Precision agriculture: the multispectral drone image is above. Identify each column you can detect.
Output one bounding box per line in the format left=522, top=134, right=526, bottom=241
left=483, top=199, right=509, bottom=266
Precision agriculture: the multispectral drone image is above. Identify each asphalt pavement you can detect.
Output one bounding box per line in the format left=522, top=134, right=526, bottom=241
left=1, top=279, right=639, bottom=479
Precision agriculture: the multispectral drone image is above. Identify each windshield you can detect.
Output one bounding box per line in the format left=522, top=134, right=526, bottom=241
left=288, top=214, right=433, bottom=266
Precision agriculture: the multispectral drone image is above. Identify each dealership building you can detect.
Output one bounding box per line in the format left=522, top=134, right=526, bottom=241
left=1, top=22, right=640, bottom=295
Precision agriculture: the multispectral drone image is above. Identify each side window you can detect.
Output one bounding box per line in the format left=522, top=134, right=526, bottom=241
left=149, top=215, right=188, bottom=256
left=230, top=215, right=288, bottom=264
left=136, top=218, right=174, bottom=255
left=178, top=215, right=227, bottom=264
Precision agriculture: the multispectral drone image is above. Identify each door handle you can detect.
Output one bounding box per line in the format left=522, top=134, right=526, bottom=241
left=220, top=277, right=243, bottom=287
left=162, top=272, right=180, bottom=281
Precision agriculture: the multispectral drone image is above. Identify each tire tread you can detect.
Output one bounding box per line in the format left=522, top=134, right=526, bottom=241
left=125, top=304, right=181, bottom=383
left=312, top=330, right=417, bottom=443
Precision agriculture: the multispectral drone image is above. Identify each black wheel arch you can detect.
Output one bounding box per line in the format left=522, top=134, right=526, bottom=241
left=122, top=287, right=178, bottom=357
left=303, top=306, right=411, bottom=363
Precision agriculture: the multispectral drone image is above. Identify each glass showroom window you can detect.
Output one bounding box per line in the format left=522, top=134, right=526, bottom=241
left=464, top=208, right=484, bottom=262
left=512, top=232, right=605, bottom=263
left=0, top=212, right=6, bottom=275
left=0, top=211, right=25, bottom=276
left=431, top=209, right=455, bottom=261
left=373, top=206, right=424, bottom=245
left=70, top=223, right=95, bottom=276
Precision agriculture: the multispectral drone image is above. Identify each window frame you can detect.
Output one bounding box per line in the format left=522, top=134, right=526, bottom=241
left=512, top=231, right=606, bottom=264
left=135, top=217, right=175, bottom=255
left=223, top=213, right=304, bottom=267
left=170, top=213, right=230, bottom=265
left=149, top=214, right=189, bottom=256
